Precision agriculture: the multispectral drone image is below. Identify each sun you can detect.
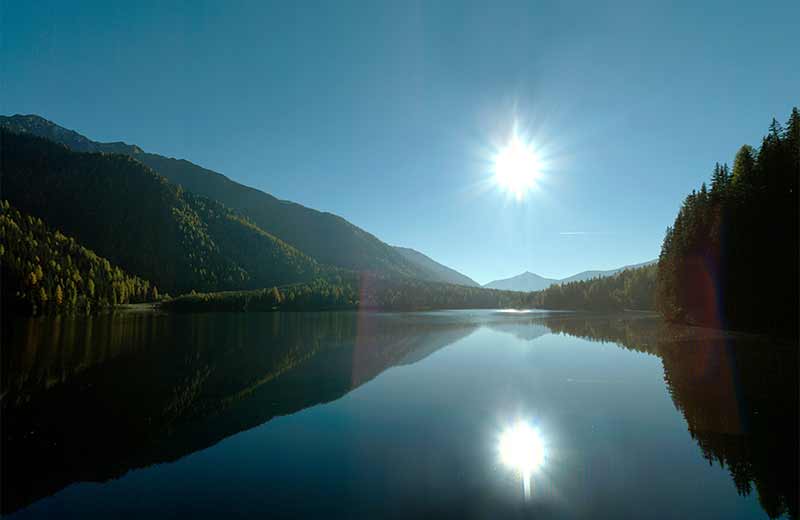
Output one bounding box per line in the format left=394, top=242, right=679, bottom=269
left=493, top=130, right=542, bottom=200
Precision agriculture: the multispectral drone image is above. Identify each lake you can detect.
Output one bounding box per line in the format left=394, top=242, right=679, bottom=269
left=1, top=310, right=797, bottom=518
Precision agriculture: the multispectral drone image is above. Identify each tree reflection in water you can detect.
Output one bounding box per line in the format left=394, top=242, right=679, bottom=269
left=1, top=311, right=796, bottom=518
left=533, top=313, right=798, bottom=519
left=1, top=311, right=479, bottom=515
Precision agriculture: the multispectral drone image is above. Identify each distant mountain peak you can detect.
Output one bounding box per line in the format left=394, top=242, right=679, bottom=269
left=484, top=271, right=558, bottom=292
left=484, top=260, right=656, bottom=292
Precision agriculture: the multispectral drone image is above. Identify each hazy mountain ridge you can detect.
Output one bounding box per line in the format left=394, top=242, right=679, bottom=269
left=559, top=260, right=657, bottom=284
left=484, top=260, right=657, bottom=292
left=393, top=246, right=480, bottom=287
left=483, top=271, right=558, bottom=292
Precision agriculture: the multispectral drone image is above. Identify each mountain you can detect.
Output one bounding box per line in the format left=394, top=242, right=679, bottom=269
left=484, top=271, right=558, bottom=292
left=0, top=115, right=443, bottom=282
left=0, top=114, right=144, bottom=155
left=393, top=246, right=479, bottom=287
left=484, top=260, right=657, bottom=292
left=1, top=130, right=320, bottom=295
left=559, top=260, right=657, bottom=284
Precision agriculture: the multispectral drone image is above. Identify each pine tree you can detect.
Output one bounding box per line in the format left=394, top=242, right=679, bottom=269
left=768, top=118, right=783, bottom=142
left=731, top=145, right=756, bottom=188
left=785, top=107, right=799, bottom=194
left=710, top=163, right=727, bottom=195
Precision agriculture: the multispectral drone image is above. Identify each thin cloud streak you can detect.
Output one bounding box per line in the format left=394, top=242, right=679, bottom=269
left=558, top=231, right=617, bottom=236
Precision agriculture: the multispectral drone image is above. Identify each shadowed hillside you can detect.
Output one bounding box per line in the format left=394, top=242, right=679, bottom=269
left=1, top=130, right=320, bottom=295
left=1, top=115, right=454, bottom=283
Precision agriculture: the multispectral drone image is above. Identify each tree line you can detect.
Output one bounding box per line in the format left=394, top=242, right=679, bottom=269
left=162, top=261, right=658, bottom=314
left=656, top=107, right=799, bottom=336
left=162, top=273, right=533, bottom=313
left=529, top=264, right=656, bottom=311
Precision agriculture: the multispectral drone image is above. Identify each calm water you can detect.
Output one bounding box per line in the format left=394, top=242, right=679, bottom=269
left=2, top=310, right=797, bottom=519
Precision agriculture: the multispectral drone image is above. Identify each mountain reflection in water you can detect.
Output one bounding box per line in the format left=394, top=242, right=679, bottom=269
left=1, top=310, right=796, bottom=518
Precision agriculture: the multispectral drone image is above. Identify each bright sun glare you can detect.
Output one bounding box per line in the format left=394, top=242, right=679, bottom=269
left=499, top=421, right=545, bottom=474
left=499, top=420, right=545, bottom=500
left=493, top=129, right=542, bottom=200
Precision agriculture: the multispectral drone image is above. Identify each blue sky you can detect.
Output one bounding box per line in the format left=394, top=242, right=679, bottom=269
left=3, top=0, right=798, bottom=283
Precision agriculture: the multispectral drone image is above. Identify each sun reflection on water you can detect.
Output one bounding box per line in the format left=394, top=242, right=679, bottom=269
left=498, top=420, right=546, bottom=500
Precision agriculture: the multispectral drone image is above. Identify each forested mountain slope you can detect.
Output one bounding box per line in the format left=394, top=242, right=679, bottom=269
left=1, top=131, right=320, bottom=295
left=0, top=200, right=154, bottom=314
left=1, top=115, right=439, bottom=281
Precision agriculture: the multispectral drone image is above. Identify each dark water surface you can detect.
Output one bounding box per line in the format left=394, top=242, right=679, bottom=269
left=2, top=310, right=797, bottom=518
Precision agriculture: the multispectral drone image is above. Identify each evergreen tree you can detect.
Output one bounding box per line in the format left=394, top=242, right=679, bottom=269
left=731, top=145, right=756, bottom=188
left=656, top=108, right=798, bottom=337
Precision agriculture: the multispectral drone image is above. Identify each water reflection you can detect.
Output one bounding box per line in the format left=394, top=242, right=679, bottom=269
left=1, top=310, right=797, bottom=518
left=1, top=311, right=479, bottom=514
left=498, top=420, right=545, bottom=500
left=530, top=313, right=799, bottom=519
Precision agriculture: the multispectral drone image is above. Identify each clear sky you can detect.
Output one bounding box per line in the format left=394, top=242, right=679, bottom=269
left=3, top=0, right=798, bottom=284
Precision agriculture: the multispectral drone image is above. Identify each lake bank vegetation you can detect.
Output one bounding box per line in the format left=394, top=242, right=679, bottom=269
left=656, top=108, right=798, bottom=337
left=161, top=264, right=657, bottom=313
left=161, top=275, right=529, bottom=312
